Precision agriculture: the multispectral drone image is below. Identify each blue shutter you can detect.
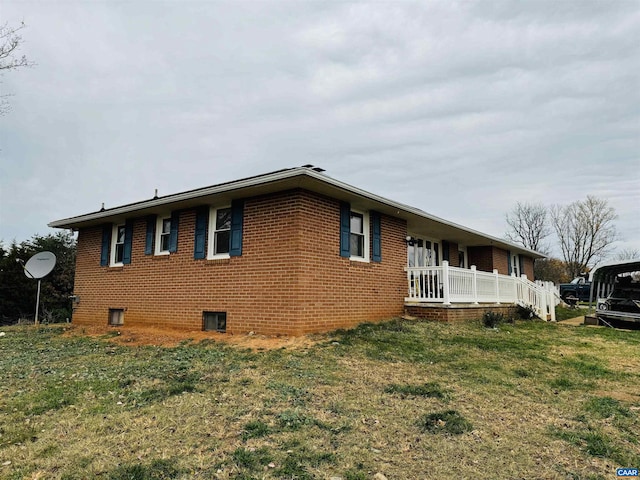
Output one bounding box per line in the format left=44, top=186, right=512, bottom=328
left=371, top=211, right=381, bottom=262
left=229, top=200, right=244, bottom=257
left=442, top=240, right=450, bottom=262
left=507, top=250, right=512, bottom=274
left=169, top=211, right=179, bottom=253
left=122, top=220, right=133, bottom=265
left=194, top=207, right=209, bottom=259
left=100, top=225, right=111, bottom=266
left=340, top=202, right=350, bottom=257
left=145, top=215, right=156, bottom=255
left=434, top=243, right=440, bottom=266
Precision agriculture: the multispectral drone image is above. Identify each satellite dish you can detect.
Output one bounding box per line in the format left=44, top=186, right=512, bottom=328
left=23, top=251, right=57, bottom=279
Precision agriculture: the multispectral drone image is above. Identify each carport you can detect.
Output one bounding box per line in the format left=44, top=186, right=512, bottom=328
left=589, top=259, right=640, bottom=303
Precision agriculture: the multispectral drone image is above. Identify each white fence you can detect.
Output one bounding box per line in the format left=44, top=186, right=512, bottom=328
left=405, top=261, right=558, bottom=321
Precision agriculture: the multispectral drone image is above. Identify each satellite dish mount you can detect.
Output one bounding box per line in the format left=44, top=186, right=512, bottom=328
left=20, top=251, right=57, bottom=326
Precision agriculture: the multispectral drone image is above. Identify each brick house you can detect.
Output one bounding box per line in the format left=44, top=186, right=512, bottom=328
left=49, top=166, right=549, bottom=335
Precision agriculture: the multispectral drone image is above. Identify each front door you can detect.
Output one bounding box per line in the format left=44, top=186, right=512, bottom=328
left=407, top=236, right=440, bottom=267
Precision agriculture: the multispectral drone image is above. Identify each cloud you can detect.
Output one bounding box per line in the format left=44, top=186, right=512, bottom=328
left=1, top=1, right=638, bottom=259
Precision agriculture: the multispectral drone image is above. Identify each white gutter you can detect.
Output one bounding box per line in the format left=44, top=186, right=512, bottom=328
left=49, top=166, right=544, bottom=258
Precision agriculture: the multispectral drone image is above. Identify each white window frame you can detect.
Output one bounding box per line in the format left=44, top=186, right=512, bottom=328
left=110, top=223, right=126, bottom=267
left=512, top=253, right=520, bottom=276
left=155, top=215, right=172, bottom=256
left=349, top=209, right=369, bottom=262
left=207, top=205, right=232, bottom=260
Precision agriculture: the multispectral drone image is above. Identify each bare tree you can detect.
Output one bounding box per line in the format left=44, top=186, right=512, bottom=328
left=505, top=202, right=551, bottom=253
left=1, top=22, right=33, bottom=115
left=615, top=248, right=640, bottom=261
left=550, top=196, right=617, bottom=278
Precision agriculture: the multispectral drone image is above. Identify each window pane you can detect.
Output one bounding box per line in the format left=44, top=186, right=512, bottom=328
left=160, top=234, right=170, bottom=252
left=115, top=244, right=124, bottom=263
left=350, top=213, right=363, bottom=234
left=203, top=312, right=226, bottom=332
left=117, top=226, right=125, bottom=243
left=216, top=315, right=227, bottom=332
left=162, top=218, right=171, bottom=234
left=215, top=230, right=230, bottom=254
left=416, top=246, right=424, bottom=267
left=350, top=233, right=363, bottom=257
left=109, top=309, right=124, bottom=326
left=216, top=208, right=231, bottom=230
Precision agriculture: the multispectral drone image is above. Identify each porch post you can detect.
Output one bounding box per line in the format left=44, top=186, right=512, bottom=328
left=548, top=282, right=556, bottom=322
left=494, top=269, right=500, bottom=304
left=442, top=260, right=451, bottom=305
left=511, top=272, right=517, bottom=302
left=471, top=265, right=478, bottom=304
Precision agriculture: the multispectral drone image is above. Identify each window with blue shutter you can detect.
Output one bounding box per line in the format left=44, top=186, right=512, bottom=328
left=168, top=211, right=179, bottom=253
left=145, top=215, right=156, bottom=255
left=229, top=200, right=244, bottom=257
left=122, top=220, right=133, bottom=265
left=340, top=202, right=350, bottom=257
left=100, top=225, right=111, bottom=266
left=371, top=211, right=381, bottom=262
left=194, top=207, right=209, bottom=259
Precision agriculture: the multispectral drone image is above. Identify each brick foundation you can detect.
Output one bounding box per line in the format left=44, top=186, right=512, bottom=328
left=404, top=303, right=518, bottom=322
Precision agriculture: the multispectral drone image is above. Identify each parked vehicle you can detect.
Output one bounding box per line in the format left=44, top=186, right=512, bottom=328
left=559, top=276, right=592, bottom=303
left=596, top=276, right=640, bottom=325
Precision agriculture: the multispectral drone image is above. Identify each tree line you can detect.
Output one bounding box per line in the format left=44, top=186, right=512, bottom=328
left=0, top=232, right=76, bottom=325
left=505, top=196, right=636, bottom=283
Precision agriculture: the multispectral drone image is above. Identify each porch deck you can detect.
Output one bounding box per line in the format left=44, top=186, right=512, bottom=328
left=405, top=261, right=558, bottom=321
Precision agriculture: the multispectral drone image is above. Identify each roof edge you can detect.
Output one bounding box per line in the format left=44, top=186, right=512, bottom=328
left=49, top=166, right=546, bottom=259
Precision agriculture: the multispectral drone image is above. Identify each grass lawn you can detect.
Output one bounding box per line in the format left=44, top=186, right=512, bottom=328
left=0, top=317, right=638, bottom=479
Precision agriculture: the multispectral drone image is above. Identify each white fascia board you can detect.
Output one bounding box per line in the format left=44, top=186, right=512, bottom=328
left=298, top=169, right=546, bottom=259
left=48, top=168, right=307, bottom=229
left=48, top=166, right=545, bottom=258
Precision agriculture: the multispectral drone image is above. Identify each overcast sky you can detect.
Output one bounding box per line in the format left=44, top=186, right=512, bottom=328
left=1, top=1, right=639, bottom=259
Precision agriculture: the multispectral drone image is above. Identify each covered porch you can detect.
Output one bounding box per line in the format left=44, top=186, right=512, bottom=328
left=404, top=261, right=557, bottom=321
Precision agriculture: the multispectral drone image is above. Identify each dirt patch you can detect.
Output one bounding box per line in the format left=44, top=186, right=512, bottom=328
left=62, top=324, right=322, bottom=350
left=557, top=316, right=586, bottom=326
left=593, top=389, right=640, bottom=403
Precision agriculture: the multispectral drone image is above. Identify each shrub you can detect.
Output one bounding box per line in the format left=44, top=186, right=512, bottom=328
left=516, top=304, right=537, bottom=320
left=482, top=311, right=505, bottom=328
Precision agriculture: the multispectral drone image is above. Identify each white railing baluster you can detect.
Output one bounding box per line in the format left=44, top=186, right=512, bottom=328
left=405, top=264, right=554, bottom=320
left=442, top=261, right=451, bottom=305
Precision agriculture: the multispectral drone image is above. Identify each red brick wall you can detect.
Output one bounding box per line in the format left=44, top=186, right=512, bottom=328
left=446, top=241, right=459, bottom=267
left=467, top=246, right=493, bottom=272
left=493, top=247, right=509, bottom=275
left=522, top=256, right=534, bottom=280
left=72, top=190, right=407, bottom=335
left=405, top=304, right=517, bottom=322
left=467, top=246, right=511, bottom=275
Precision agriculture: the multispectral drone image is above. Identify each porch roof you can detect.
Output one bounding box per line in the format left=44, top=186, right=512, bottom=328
left=49, top=166, right=545, bottom=259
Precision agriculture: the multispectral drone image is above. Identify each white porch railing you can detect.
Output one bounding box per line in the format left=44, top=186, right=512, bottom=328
left=405, top=261, right=558, bottom=321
